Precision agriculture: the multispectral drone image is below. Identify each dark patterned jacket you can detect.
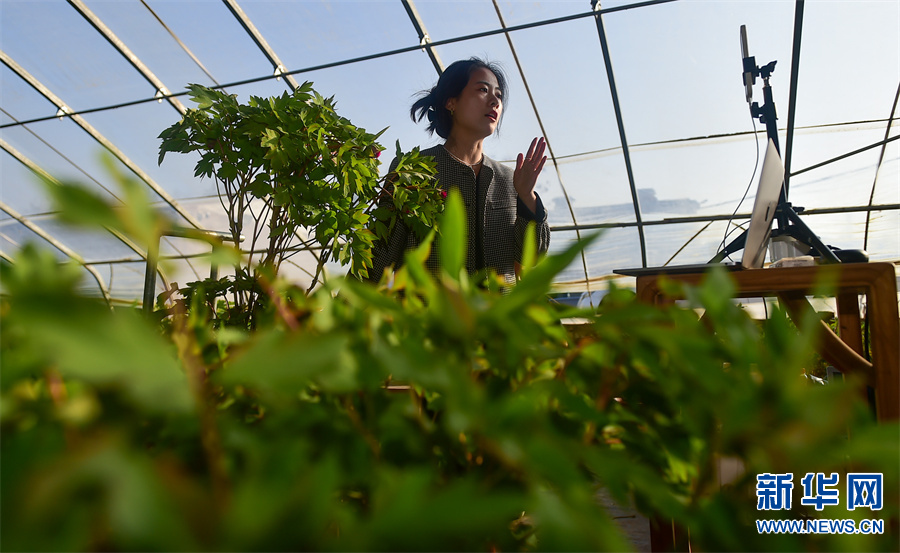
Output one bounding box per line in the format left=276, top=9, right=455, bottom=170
left=367, top=145, right=551, bottom=285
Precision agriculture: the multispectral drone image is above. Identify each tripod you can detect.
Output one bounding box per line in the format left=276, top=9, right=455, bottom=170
left=711, top=41, right=841, bottom=264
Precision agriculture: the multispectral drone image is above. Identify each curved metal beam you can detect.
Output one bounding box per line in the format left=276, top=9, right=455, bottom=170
left=0, top=136, right=149, bottom=261
left=591, top=1, right=648, bottom=267
left=67, top=0, right=186, bottom=115
left=1, top=125, right=206, bottom=290
left=222, top=0, right=299, bottom=91
left=864, top=83, right=900, bottom=251
left=0, top=49, right=203, bottom=230
left=400, top=0, right=444, bottom=74
left=0, top=201, right=113, bottom=307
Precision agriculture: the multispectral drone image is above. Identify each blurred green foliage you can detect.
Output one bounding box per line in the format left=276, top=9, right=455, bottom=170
left=2, top=163, right=897, bottom=551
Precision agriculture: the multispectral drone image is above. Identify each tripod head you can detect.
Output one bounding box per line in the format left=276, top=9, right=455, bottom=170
left=740, top=25, right=781, bottom=152
left=740, top=25, right=777, bottom=103
left=758, top=60, right=777, bottom=80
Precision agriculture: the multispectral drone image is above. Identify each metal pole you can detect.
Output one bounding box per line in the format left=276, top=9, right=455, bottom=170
left=591, top=1, right=647, bottom=267
left=783, top=0, right=805, bottom=199
left=142, top=236, right=159, bottom=314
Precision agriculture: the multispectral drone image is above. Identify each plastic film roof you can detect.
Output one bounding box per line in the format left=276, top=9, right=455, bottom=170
left=1, top=0, right=898, bottom=303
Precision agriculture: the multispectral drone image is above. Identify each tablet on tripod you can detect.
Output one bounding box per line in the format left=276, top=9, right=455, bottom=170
left=740, top=138, right=784, bottom=269
left=613, top=139, right=784, bottom=277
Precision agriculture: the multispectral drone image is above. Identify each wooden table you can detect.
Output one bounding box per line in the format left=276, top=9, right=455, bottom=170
left=635, top=262, right=899, bottom=421
left=636, top=262, right=899, bottom=552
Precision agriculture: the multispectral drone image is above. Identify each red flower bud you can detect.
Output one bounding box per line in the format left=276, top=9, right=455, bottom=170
left=440, top=190, right=448, bottom=199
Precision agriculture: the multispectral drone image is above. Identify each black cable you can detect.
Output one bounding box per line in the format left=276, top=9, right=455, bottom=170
left=863, top=299, right=871, bottom=362
left=717, top=112, right=761, bottom=262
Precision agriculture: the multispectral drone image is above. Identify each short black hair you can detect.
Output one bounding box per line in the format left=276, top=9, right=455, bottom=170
left=410, top=57, right=508, bottom=139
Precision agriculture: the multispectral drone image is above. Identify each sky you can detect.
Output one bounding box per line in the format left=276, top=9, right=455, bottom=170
left=1, top=0, right=898, bottom=298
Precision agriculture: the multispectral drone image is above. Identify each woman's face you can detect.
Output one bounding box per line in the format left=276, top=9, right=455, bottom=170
left=446, top=67, right=503, bottom=139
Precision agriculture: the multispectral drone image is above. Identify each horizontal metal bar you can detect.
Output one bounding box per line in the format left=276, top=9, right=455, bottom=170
left=550, top=203, right=900, bottom=232
left=789, top=134, right=900, bottom=177
left=164, top=227, right=242, bottom=242
left=67, top=200, right=900, bottom=264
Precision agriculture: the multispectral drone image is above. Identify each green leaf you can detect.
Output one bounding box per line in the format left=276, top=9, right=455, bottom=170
left=187, top=83, right=223, bottom=110
left=41, top=177, right=121, bottom=231
left=520, top=222, right=537, bottom=277
left=7, top=437, right=200, bottom=551
left=439, top=189, right=465, bottom=281
left=2, top=251, right=192, bottom=413
left=99, top=153, right=166, bottom=248
left=493, top=231, right=601, bottom=319
left=218, top=331, right=359, bottom=395
left=362, top=469, right=525, bottom=551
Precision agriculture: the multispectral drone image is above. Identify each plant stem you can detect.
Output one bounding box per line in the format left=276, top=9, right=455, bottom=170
left=306, top=237, right=334, bottom=295
left=170, top=307, right=231, bottom=511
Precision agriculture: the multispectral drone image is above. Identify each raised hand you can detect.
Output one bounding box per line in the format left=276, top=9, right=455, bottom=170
left=514, top=137, right=547, bottom=213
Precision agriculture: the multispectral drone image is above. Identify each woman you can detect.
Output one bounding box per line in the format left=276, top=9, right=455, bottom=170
left=368, top=57, right=551, bottom=285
